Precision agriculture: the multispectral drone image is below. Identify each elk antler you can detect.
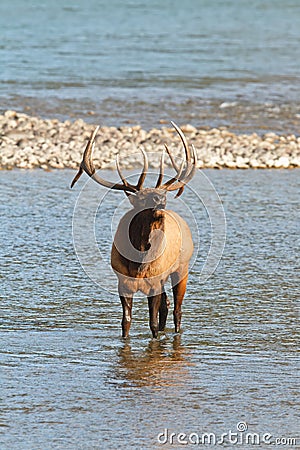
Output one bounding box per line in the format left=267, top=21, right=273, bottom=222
left=159, top=121, right=197, bottom=197
left=155, top=149, right=165, bottom=188
left=71, top=122, right=197, bottom=197
left=71, top=126, right=148, bottom=192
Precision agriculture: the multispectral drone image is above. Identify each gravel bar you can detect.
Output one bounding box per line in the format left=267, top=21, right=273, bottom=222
left=1, top=110, right=300, bottom=170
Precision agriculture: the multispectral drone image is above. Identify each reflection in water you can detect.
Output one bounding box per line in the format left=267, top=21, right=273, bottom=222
left=114, top=335, right=193, bottom=388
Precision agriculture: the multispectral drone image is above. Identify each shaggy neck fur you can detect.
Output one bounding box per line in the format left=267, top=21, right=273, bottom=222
left=128, top=208, right=165, bottom=273
left=129, top=208, right=165, bottom=251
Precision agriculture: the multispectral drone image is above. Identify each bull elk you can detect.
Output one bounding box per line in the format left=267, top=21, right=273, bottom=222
left=71, top=122, right=197, bottom=338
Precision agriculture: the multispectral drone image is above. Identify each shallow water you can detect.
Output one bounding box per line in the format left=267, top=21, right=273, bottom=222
left=1, top=169, right=299, bottom=449
left=1, top=0, right=300, bottom=132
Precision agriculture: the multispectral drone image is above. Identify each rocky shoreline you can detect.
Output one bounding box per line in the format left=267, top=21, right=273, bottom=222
left=1, top=110, right=300, bottom=170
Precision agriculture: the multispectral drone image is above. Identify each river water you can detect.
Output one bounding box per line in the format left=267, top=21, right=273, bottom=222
left=1, top=169, right=299, bottom=449
left=1, top=0, right=300, bottom=133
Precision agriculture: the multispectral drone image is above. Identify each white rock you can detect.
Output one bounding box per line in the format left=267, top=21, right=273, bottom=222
left=274, top=156, right=290, bottom=168
left=249, top=159, right=260, bottom=168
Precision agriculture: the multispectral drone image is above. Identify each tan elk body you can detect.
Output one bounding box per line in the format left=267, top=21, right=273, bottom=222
left=71, top=122, right=197, bottom=338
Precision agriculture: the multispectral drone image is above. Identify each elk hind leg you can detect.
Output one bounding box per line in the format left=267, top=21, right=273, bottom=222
left=171, top=273, right=188, bottom=333
left=159, top=291, right=169, bottom=332
left=148, top=294, right=162, bottom=338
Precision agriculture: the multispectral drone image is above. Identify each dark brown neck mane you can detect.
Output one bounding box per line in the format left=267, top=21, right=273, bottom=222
left=129, top=208, right=165, bottom=252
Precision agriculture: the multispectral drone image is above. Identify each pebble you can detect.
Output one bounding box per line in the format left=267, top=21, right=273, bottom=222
left=0, top=110, right=299, bottom=170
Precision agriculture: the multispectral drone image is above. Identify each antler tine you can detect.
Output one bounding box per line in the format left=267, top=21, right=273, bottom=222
left=116, top=154, right=130, bottom=198
left=175, top=186, right=185, bottom=198
left=70, top=166, right=83, bottom=188
left=71, top=126, right=137, bottom=193
left=161, top=157, right=185, bottom=188
left=155, top=149, right=165, bottom=188
left=117, top=146, right=149, bottom=191
left=171, top=121, right=191, bottom=162
left=82, top=127, right=99, bottom=174
left=165, top=142, right=197, bottom=192
left=71, top=126, right=99, bottom=188
left=165, top=122, right=196, bottom=190
left=164, top=143, right=180, bottom=172
left=136, top=147, right=148, bottom=189
left=159, top=143, right=185, bottom=187
left=116, top=154, right=129, bottom=187
left=192, top=143, right=197, bottom=166
left=159, top=122, right=195, bottom=190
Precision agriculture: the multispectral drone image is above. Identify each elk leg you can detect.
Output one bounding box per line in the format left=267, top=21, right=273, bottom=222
left=148, top=295, right=162, bottom=338
left=171, top=273, right=188, bottom=333
left=120, top=295, right=133, bottom=338
left=159, top=291, right=169, bottom=331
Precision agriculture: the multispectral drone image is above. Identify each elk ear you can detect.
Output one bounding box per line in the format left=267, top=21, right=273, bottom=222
left=175, top=186, right=184, bottom=198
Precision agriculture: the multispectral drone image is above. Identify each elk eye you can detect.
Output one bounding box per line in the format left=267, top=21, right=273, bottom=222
left=153, top=194, right=161, bottom=203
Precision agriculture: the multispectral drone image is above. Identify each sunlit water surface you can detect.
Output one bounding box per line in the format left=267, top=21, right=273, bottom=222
left=1, top=169, right=299, bottom=449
